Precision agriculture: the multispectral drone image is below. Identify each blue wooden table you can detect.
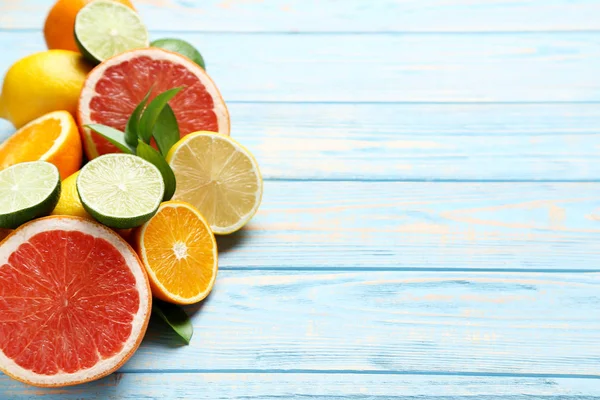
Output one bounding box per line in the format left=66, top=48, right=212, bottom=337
left=2, top=0, right=600, bottom=398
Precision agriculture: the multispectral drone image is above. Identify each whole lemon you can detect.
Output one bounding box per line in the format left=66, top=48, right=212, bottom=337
left=0, top=50, right=93, bottom=128
left=44, top=0, right=136, bottom=52
left=52, top=171, right=91, bottom=219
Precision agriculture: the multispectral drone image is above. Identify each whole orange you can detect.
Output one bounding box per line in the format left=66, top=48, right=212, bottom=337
left=44, top=0, right=136, bottom=52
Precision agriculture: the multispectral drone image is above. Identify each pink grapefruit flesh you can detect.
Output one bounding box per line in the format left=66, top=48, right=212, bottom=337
left=78, top=48, right=230, bottom=159
left=0, top=216, right=151, bottom=387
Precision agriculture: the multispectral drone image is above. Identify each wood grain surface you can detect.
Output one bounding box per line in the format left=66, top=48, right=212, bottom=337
left=214, top=181, right=600, bottom=271
left=4, top=103, right=600, bottom=181
left=1, top=0, right=599, bottom=32
left=2, top=373, right=600, bottom=399
left=1, top=0, right=599, bottom=398
left=0, top=32, right=599, bottom=103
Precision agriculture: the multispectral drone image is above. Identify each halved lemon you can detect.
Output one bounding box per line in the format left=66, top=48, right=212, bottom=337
left=167, top=132, right=263, bottom=234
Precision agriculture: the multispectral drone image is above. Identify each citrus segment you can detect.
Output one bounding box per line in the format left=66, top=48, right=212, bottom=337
left=167, top=132, right=263, bottom=234
left=77, top=154, right=165, bottom=229
left=0, top=111, right=82, bottom=179
left=78, top=48, right=230, bottom=159
left=0, top=216, right=151, bottom=387
left=135, top=201, right=217, bottom=304
left=0, top=161, right=61, bottom=229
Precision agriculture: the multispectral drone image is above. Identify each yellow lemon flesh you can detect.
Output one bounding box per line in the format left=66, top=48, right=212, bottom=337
left=0, top=50, right=92, bottom=128
left=167, top=131, right=263, bottom=235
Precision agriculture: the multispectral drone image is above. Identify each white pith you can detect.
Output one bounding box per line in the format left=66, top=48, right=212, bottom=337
left=78, top=48, right=230, bottom=159
left=0, top=218, right=150, bottom=386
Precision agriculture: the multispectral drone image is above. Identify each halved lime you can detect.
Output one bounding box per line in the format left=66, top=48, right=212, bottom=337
left=77, top=154, right=165, bottom=229
left=75, top=0, right=149, bottom=64
left=0, top=161, right=61, bottom=229
left=151, top=38, right=206, bottom=69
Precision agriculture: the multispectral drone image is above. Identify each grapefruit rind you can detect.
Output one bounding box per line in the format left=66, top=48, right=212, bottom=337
left=0, top=161, right=61, bottom=229
left=0, top=216, right=151, bottom=387
left=77, top=48, right=230, bottom=160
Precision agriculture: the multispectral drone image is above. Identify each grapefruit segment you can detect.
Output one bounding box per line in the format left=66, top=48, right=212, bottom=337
left=78, top=48, right=230, bottom=159
left=0, top=216, right=151, bottom=387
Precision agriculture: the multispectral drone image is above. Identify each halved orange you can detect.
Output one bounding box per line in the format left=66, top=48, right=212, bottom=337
left=0, top=110, right=82, bottom=179
left=134, top=201, right=218, bottom=305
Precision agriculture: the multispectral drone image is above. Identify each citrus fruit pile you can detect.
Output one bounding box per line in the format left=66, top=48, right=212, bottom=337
left=0, top=0, right=263, bottom=388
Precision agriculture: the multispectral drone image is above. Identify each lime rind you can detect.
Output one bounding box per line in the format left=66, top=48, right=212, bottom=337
left=0, top=161, right=61, bottom=229
left=77, top=154, right=165, bottom=229
left=75, top=0, right=149, bottom=64
left=150, top=38, right=206, bottom=70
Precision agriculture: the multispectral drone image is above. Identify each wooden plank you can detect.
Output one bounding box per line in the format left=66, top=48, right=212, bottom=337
left=213, top=181, right=600, bottom=271
left=2, top=0, right=599, bottom=32
left=214, top=102, right=600, bottom=180
left=0, top=32, right=599, bottom=102
left=3, top=372, right=600, bottom=399
left=30, top=270, right=600, bottom=375
left=3, top=102, right=600, bottom=181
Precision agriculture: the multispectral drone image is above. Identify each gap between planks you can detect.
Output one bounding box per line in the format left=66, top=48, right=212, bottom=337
left=110, top=369, right=600, bottom=379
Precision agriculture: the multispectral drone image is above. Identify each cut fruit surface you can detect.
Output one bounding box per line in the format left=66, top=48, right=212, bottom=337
left=44, top=0, right=135, bottom=52
left=0, top=111, right=82, bottom=179
left=167, top=132, right=263, bottom=234
left=0, top=161, right=61, bottom=229
left=77, top=154, right=165, bottom=229
left=135, top=201, right=217, bottom=304
left=0, top=216, right=151, bottom=387
left=74, top=0, right=148, bottom=64
left=78, top=48, right=230, bottom=159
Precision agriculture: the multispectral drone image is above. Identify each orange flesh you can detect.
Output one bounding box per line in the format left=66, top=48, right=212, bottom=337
left=0, top=118, right=61, bottom=168
left=143, top=206, right=216, bottom=300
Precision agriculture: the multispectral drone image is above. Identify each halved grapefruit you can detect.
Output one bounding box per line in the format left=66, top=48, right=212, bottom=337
left=0, top=216, right=151, bottom=387
left=77, top=48, right=230, bottom=159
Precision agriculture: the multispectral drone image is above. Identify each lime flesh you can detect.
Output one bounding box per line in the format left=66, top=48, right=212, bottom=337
left=75, top=0, right=149, bottom=64
left=0, top=161, right=61, bottom=229
left=77, top=154, right=164, bottom=229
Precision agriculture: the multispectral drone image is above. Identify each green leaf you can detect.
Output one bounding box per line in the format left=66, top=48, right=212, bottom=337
left=136, top=140, right=176, bottom=200
left=152, top=300, right=193, bottom=345
left=153, top=104, right=180, bottom=156
left=125, top=88, right=152, bottom=147
left=85, top=124, right=134, bottom=154
left=138, top=87, right=183, bottom=143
